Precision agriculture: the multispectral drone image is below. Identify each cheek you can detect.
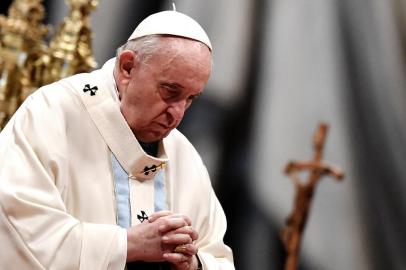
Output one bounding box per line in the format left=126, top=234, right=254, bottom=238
left=121, top=99, right=167, bottom=127
left=120, top=84, right=168, bottom=125
left=146, top=103, right=168, bottom=120
left=120, top=102, right=137, bottom=127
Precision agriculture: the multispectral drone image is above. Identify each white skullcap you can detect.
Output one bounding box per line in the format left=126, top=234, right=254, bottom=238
left=127, top=11, right=212, bottom=50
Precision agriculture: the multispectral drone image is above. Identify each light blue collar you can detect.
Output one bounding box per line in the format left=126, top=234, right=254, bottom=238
left=111, top=153, right=167, bottom=228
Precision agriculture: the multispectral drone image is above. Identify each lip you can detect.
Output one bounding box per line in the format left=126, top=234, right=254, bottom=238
left=156, top=122, right=170, bottom=129
left=156, top=118, right=179, bottom=129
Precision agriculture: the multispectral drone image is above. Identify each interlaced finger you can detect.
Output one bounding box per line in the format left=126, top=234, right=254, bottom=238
left=148, top=211, right=173, bottom=222
left=158, top=217, right=189, bottom=233
left=172, top=225, right=198, bottom=241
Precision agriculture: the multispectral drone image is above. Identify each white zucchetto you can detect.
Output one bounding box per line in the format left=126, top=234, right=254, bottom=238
left=127, top=11, right=212, bottom=51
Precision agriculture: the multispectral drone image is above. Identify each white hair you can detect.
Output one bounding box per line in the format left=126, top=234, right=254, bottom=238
left=116, top=35, right=162, bottom=65
left=115, top=34, right=212, bottom=68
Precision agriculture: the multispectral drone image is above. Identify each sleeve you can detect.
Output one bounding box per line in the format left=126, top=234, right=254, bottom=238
left=194, top=167, right=235, bottom=270
left=0, top=91, right=127, bottom=270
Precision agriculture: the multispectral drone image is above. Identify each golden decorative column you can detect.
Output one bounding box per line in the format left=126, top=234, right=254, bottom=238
left=42, top=0, right=98, bottom=84
left=0, top=0, right=48, bottom=129
left=0, top=0, right=99, bottom=129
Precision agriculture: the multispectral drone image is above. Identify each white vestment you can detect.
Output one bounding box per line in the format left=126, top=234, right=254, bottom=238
left=0, top=59, right=234, bottom=269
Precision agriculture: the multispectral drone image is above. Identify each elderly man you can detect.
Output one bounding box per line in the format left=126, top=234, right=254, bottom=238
left=0, top=10, right=234, bottom=270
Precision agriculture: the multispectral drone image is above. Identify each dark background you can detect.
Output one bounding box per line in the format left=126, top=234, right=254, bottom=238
left=1, top=1, right=405, bottom=269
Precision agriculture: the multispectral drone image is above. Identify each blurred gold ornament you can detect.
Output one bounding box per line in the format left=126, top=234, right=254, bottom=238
left=0, top=0, right=98, bottom=129
left=42, top=0, right=98, bottom=84
left=0, top=0, right=49, bottom=129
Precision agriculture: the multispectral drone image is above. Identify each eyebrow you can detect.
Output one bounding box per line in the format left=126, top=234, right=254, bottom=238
left=163, top=82, right=184, bottom=90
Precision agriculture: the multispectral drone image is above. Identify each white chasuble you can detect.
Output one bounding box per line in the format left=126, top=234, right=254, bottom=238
left=0, top=59, right=234, bottom=269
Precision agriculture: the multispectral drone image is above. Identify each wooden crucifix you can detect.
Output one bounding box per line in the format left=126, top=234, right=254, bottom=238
left=281, top=122, right=344, bottom=270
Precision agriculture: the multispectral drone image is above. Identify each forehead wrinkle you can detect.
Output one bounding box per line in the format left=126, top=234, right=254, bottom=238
left=150, top=38, right=211, bottom=90
left=159, top=37, right=208, bottom=68
left=158, top=47, right=200, bottom=82
left=159, top=50, right=181, bottom=74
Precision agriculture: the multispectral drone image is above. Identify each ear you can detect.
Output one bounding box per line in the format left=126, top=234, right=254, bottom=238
left=116, top=50, right=137, bottom=86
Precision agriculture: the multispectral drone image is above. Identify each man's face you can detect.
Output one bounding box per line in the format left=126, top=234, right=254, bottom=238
left=116, top=37, right=212, bottom=143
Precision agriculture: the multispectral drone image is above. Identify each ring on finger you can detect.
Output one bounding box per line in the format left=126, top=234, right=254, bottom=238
left=174, top=244, right=188, bottom=254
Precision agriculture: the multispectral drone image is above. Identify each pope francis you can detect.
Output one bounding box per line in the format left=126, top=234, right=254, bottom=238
left=0, top=10, right=234, bottom=270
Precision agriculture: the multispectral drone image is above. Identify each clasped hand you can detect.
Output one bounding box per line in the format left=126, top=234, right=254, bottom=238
left=127, top=211, right=199, bottom=270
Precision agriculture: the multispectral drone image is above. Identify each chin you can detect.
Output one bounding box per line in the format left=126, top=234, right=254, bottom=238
left=136, top=130, right=171, bottom=143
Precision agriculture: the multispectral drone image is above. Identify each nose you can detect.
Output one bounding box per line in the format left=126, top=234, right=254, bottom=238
left=166, top=100, right=187, bottom=127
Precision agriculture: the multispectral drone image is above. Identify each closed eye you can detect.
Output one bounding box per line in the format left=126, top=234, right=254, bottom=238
left=159, top=82, right=202, bottom=108
left=160, top=83, right=181, bottom=100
